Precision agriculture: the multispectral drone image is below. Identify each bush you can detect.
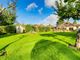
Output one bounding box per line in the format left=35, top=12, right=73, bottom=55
left=25, top=24, right=34, bottom=32
left=38, top=26, right=51, bottom=32
left=0, top=26, right=6, bottom=34
left=6, top=25, right=16, bottom=33
left=38, top=26, right=45, bottom=32
left=25, top=24, right=53, bottom=32
left=44, top=26, right=51, bottom=32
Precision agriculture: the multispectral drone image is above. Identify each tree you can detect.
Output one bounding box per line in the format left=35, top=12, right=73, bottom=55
left=0, top=5, right=6, bottom=16
left=57, top=17, right=64, bottom=25
left=0, top=6, right=15, bottom=25
left=53, top=0, right=80, bottom=49
left=0, top=0, right=17, bottom=26
left=53, top=0, right=66, bottom=25
left=25, top=24, right=34, bottom=32
left=54, top=0, right=80, bottom=25
left=64, top=0, right=80, bottom=23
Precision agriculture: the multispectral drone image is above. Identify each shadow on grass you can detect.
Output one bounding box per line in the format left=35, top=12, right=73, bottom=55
left=40, top=33, right=56, bottom=37
left=54, top=37, right=75, bottom=46
left=31, top=40, right=80, bottom=60
left=0, top=33, right=17, bottom=39
left=40, top=32, right=76, bottom=46
left=54, top=32, right=76, bottom=39
left=40, top=32, right=76, bottom=39
left=0, top=35, right=25, bottom=56
left=0, top=35, right=25, bottom=51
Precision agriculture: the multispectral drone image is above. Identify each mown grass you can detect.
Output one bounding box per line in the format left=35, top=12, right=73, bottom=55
left=31, top=40, right=80, bottom=60
left=0, top=32, right=80, bottom=60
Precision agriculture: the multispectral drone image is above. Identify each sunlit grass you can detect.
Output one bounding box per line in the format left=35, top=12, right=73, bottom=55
left=0, top=32, right=80, bottom=60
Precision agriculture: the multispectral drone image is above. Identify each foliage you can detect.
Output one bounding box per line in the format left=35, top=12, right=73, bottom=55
left=33, top=25, right=39, bottom=32
left=6, top=25, right=16, bottom=33
left=0, top=8, right=16, bottom=25
left=54, top=0, right=80, bottom=25
left=57, top=18, right=64, bottom=25
left=25, top=24, right=34, bottom=32
left=73, top=20, right=77, bottom=24
left=0, top=25, right=16, bottom=34
left=0, top=0, right=17, bottom=26
left=0, top=26, right=6, bottom=34
left=38, top=26, right=51, bottom=32
left=25, top=24, right=52, bottom=32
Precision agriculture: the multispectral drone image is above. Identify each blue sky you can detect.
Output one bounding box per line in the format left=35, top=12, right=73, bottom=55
left=16, top=0, right=56, bottom=24
left=2, top=0, right=79, bottom=26
left=0, top=0, right=80, bottom=25
left=0, top=0, right=57, bottom=25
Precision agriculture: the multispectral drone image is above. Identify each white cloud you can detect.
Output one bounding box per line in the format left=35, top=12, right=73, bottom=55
left=45, top=0, right=57, bottom=8
left=45, top=0, right=66, bottom=9
left=38, top=8, right=43, bottom=14
left=26, top=3, right=38, bottom=11
left=42, top=14, right=59, bottom=26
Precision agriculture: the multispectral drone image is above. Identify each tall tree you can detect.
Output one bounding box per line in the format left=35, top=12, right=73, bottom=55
left=54, top=0, right=65, bottom=25
left=64, top=0, right=80, bottom=23
left=57, top=0, right=80, bottom=49
left=54, top=0, right=80, bottom=25
left=0, top=0, right=17, bottom=26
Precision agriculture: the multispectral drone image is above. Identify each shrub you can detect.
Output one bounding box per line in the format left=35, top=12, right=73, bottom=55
left=33, top=26, right=39, bottom=32
left=0, top=26, right=6, bottom=34
left=6, top=25, right=16, bottom=33
left=25, top=24, right=34, bottom=32
left=38, top=26, right=51, bottom=32
left=38, top=26, right=45, bottom=32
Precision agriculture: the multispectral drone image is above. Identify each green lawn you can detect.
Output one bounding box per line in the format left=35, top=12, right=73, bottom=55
left=0, top=32, right=80, bottom=60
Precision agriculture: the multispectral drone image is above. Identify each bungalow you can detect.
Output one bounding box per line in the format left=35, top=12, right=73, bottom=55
left=56, top=22, right=80, bottom=32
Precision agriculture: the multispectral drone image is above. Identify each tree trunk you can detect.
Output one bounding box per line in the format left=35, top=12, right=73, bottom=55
left=75, top=29, right=80, bottom=49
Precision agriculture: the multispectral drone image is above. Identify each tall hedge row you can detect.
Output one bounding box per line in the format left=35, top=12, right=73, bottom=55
left=0, top=24, right=53, bottom=35
left=0, top=25, right=16, bottom=35
left=0, top=26, right=6, bottom=34
left=6, top=25, right=16, bottom=33
left=25, top=25, right=53, bottom=32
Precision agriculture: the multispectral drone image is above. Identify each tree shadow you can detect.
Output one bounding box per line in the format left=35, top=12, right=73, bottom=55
left=0, top=35, right=25, bottom=56
left=53, top=32, right=76, bottom=39
left=0, top=33, right=16, bottom=39
left=54, top=37, right=74, bottom=46
left=40, top=32, right=76, bottom=46
left=40, top=32, right=76, bottom=39
left=40, top=33, right=56, bottom=37
left=31, top=40, right=80, bottom=60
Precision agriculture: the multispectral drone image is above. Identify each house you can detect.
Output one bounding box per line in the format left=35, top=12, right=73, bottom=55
left=16, top=25, right=25, bottom=33
left=55, top=22, right=80, bottom=32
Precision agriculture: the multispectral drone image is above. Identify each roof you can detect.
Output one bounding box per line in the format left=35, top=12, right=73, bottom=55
left=57, top=22, right=80, bottom=28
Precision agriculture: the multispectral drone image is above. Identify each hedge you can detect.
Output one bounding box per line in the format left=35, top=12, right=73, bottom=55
left=0, top=26, right=7, bottom=34
left=0, top=25, right=16, bottom=35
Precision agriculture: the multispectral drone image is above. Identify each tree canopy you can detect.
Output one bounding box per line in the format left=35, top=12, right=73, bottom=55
left=0, top=0, right=17, bottom=26
left=54, top=0, right=80, bottom=25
